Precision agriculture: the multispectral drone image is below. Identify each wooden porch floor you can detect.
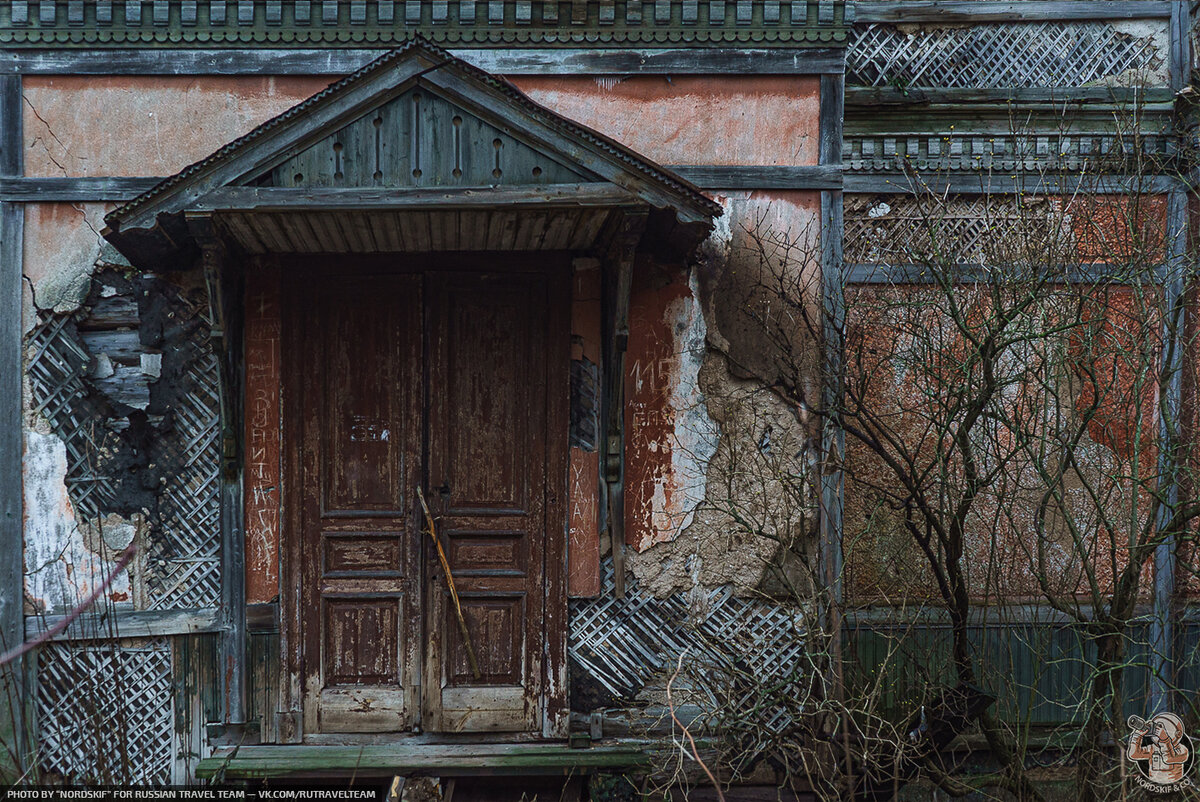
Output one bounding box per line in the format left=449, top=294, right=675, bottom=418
left=194, top=740, right=652, bottom=779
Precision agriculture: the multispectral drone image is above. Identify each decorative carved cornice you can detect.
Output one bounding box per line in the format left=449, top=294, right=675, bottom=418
left=0, top=1, right=849, bottom=49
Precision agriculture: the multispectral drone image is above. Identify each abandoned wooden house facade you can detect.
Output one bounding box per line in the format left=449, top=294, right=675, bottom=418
left=3, top=0, right=1199, bottom=794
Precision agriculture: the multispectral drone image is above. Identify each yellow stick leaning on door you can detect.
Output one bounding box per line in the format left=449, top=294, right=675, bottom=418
left=417, top=486, right=483, bottom=680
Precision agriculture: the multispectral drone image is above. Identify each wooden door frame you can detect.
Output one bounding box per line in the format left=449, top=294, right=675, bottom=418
left=276, top=253, right=570, bottom=743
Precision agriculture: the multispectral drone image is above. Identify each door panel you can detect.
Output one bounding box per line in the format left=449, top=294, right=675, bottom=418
left=299, top=270, right=423, bottom=734
left=425, top=272, right=554, bottom=732
left=288, top=259, right=566, bottom=737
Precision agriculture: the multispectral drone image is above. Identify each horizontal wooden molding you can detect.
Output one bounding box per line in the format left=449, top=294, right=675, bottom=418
left=0, top=46, right=847, bottom=75
left=854, top=1, right=1173, bottom=23
left=0, top=0, right=849, bottom=50
left=24, top=602, right=278, bottom=641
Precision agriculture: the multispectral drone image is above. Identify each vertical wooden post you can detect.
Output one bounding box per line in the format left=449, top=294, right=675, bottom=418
left=194, top=221, right=248, bottom=730
left=1149, top=0, right=1191, bottom=714
left=819, top=68, right=847, bottom=780
left=601, top=210, right=646, bottom=599
left=819, top=71, right=845, bottom=632
left=0, top=73, right=30, bottom=775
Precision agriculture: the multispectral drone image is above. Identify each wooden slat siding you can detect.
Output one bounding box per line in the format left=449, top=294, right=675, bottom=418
left=819, top=72, right=845, bottom=616
left=0, top=47, right=849, bottom=76
left=855, top=1, right=1173, bottom=22
left=0, top=72, right=27, bottom=768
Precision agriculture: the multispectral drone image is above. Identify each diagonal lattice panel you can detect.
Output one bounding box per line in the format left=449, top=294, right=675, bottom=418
left=25, top=271, right=223, bottom=613
left=848, top=21, right=1165, bottom=89
left=26, top=316, right=120, bottom=519
left=844, top=195, right=1061, bottom=267
left=36, top=638, right=174, bottom=784
left=570, top=559, right=806, bottom=733
left=148, top=327, right=222, bottom=610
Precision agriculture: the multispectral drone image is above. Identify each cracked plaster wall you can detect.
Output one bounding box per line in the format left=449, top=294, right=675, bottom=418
left=18, top=73, right=827, bottom=611
left=625, top=192, right=824, bottom=600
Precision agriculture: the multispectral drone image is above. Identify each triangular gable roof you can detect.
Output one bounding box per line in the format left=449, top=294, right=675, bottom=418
left=103, top=38, right=720, bottom=265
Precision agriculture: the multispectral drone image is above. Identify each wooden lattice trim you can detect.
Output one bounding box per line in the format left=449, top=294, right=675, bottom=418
left=569, top=558, right=805, bottom=735
left=36, top=638, right=174, bottom=784
left=845, top=195, right=1064, bottom=267
left=847, top=21, right=1166, bottom=89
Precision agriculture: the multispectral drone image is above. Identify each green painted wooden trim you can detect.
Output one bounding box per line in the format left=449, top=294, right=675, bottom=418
left=0, top=1, right=848, bottom=50
left=194, top=741, right=653, bottom=779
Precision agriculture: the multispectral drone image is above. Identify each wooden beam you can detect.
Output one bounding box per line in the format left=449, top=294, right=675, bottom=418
left=187, top=184, right=643, bottom=214
left=846, top=87, right=1177, bottom=109
left=844, top=173, right=1184, bottom=195
left=854, top=1, right=1172, bottom=23
left=819, top=73, right=845, bottom=617
left=0, top=169, right=845, bottom=204
left=194, top=741, right=653, bottom=780
left=0, top=47, right=848, bottom=76
left=0, top=176, right=162, bottom=202
left=671, top=165, right=842, bottom=190
left=0, top=72, right=29, bottom=772
left=23, top=603, right=278, bottom=642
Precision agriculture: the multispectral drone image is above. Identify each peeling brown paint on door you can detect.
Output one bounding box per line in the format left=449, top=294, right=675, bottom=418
left=284, top=256, right=568, bottom=736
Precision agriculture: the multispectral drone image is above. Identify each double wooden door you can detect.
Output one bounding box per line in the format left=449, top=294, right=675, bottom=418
left=285, top=258, right=567, bottom=736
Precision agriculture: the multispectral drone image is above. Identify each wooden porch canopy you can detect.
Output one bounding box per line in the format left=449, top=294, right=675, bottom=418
left=101, top=38, right=721, bottom=266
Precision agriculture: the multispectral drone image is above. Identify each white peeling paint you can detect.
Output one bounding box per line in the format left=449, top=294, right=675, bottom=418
left=648, top=270, right=720, bottom=541
left=23, top=429, right=131, bottom=616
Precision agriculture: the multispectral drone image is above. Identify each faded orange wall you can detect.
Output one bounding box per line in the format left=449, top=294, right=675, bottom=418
left=842, top=194, right=1172, bottom=606
left=513, top=75, right=821, bottom=166
left=22, top=76, right=330, bottom=177
left=22, top=75, right=820, bottom=179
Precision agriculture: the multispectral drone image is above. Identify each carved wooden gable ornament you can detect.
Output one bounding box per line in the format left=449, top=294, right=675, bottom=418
left=102, top=38, right=721, bottom=267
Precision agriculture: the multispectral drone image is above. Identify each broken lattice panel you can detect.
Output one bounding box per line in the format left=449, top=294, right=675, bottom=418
left=26, top=299, right=222, bottom=611
left=570, top=559, right=806, bottom=732
left=36, top=639, right=174, bottom=784
left=847, top=21, right=1165, bottom=89
left=844, top=195, right=1060, bottom=267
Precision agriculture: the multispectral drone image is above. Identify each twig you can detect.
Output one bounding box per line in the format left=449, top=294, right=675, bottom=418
left=667, top=650, right=725, bottom=802
left=417, top=486, right=482, bottom=680
left=0, top=542, right=136, bottom=667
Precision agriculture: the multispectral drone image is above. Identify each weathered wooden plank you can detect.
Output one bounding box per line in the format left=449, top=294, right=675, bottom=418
left=0, top=47, right=848, bottom=76
left=855, top=1, right=1172, bottom=22
left=671, top=164, right=842, bottom=189
left=190, top=184, right=641, bottom=213
left=846, top=87, right=1177, bottom=108
left=24, top=607, right=224, bottom=641
left=819, top=73, right=844, bottom=619
left=844, top=173, right=1183, bottom=194
left=194, top=742, right=652, bottom=779
left=0, top=72, right=26, bottom=767
left=6, top=163, right=1184, bottom=203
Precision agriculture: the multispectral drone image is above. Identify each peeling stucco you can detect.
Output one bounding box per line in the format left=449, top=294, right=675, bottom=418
left=23, top=428, right=135, bottom=616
